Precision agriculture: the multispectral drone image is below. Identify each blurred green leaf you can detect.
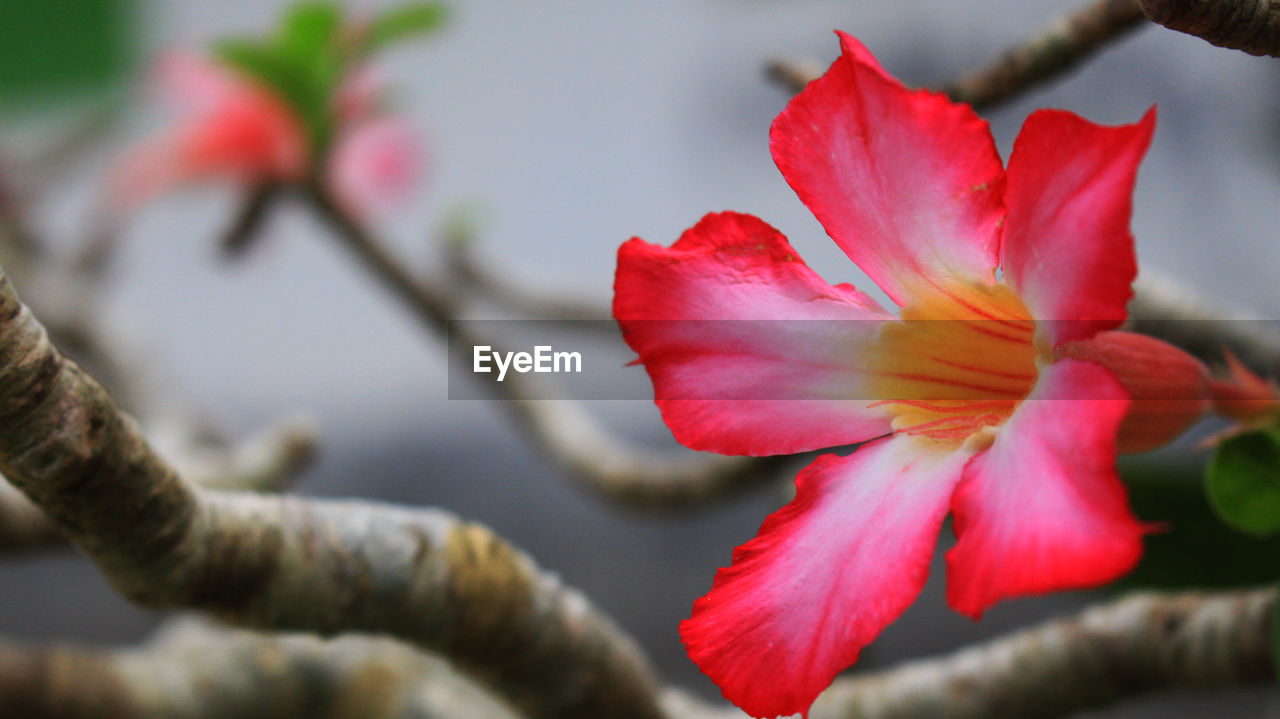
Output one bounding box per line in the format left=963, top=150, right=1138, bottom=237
left=277, top=2, right=342, bottom=58
left=215, top=39, right=308, bottom=109
left=1207, top=429, right=1280, bottom=536
left=0, top=0, right=134, bottom=106
left=364, top=2, right=448, bottom=51
left=215, top=37, right=335, bottom=151
left=1119, top=459, right=1280, bottom=589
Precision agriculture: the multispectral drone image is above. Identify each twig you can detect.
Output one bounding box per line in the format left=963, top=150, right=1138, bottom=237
left=941, top=0, right=1149, bottom=109
left=0, top=266, right=664, bottom=719
left=1128, top=269, right=1280, bottom=373
left=442, top=229, right=612, bottom=323
left=667, top=589, right=1275, bottom=719
left=1141, top=0, right=1280, bottom=56
left=302, top=182, right=785, bottom=510
left=219, top=184, right=282, bottom=260
left=0, top=618, right=521, bottom=719
left=168, top=414, right=319, bottom=493
left=767, top=0, right=1149, bottom=110
left=763, top=57, right=824, bottom=96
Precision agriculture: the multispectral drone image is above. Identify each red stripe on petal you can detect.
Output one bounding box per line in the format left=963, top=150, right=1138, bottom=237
left=770, top=33, right=1006, bottom=306
left=946, top=359, right=1145, bottom=618
left=1001, top=108, right=1156, bottom=346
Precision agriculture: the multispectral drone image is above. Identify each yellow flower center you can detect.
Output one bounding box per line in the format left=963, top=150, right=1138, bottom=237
left=864, top=280, right=1038, bottom=450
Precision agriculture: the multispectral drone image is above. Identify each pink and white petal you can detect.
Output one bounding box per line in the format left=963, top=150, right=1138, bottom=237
left=770, top=33, right=1006, bottom=306
left=946, top=358, right=1146, bottom=619
left=614, top=211, right=893, bottom=456
left=1001, top=108, right=1156, bottom=346
left=681, top=436, right=970, bottom=718
left=328, top=118, right=424, bottom=215
left=153, top=50, right=242, bottom=113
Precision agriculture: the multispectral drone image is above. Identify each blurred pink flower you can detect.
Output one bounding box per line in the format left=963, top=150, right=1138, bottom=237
left=113, top=50, right=422, bottom=216
left=328, top=116, right=423, bottom=214
left=113, top=51, right=307, bottom=209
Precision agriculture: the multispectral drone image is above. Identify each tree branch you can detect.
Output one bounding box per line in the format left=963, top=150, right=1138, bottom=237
left=667, top=589, right=1275, bottom=719
left=441, top=224, right=612, bottom=323
left=0, top=416, right=317, bottom=554
left=941, top=0, right=1148, bottom=109
left=766, top=0, right=1149, bottom=110
left=1140, top=0, right=1280, bottom=56
left=0, top=265, right=663, bottom=719
left=0, top=619, right=522, bottom=719
left=1128, top=269, right=1280, bottom=373
left=301, top=183, right=786, bottom=510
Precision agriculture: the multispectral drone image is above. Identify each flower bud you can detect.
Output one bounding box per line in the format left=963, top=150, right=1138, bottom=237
left=1056, top=331, right=1211, bottom=453
left=1209, top=351, right=1280, bottom=426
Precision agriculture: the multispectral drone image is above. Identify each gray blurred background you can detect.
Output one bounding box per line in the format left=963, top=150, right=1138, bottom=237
left=1, top=0, right=1279, bottom=716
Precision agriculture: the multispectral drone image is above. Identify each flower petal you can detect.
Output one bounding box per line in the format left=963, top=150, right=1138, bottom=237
left=681, top=436, right=969, bottom=718
left=1001, top=108, right=1156, bottom=346
left=328, top=117, right=424, bottom=216
left=946, top=358, right=1145, bottom=618
left=614, top=211, right=893, bottom=456
left=153, top=50, right=242, bottom=113
left=112, top=67, right=308, bottom=210
left=770, top=33, right=1006, bottom=306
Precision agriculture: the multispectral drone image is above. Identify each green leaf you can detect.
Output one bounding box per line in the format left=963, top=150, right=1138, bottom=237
left=1207, top=429, right=1280, bottom=536
left=214, top=40, right=307, bottom=108
left=364, top=2, right=449, bottom=51
left=1119, top=459, right=1280, bottom=590
left=214, top=39, right=334, bottom=150
left=277, top=2, right=343, bottom=60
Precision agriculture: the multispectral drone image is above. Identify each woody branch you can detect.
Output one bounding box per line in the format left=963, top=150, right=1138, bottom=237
left=0, top=266, right=663, bottom=719
left=668, top=588, right=1274, bottom=719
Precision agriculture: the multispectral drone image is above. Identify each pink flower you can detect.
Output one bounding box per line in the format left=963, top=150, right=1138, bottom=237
left=113, top=51, right=308, bottom=209
left=113, top=51, right=421, bottom=215
left=327, top=116, right=423, bottom=214
left=613, top=34, right=1209, bottom=718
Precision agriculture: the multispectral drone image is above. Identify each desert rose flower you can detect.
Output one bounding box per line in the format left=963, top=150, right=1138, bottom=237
left=614, top=33, right=1212, bottom=719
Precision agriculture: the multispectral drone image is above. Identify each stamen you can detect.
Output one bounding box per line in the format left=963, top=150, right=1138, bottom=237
left=864, top=280, right=1038, bottom=448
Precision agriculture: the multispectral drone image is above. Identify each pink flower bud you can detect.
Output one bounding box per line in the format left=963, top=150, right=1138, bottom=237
left=1056, top=331, right=1211, bottom=453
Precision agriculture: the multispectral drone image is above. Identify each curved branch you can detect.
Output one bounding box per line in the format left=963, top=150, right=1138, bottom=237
left=1141, top=0, right=1280, bottom=56
left=0, top=267, right=663, bottom=719
left=0, top=416, right=317, bottom=554
left=669, top=589, right=1275, bottom=719
left=442, top=226, right=612, bottom=324
left=0, top=619, right=521, bottom=719
left=302, top=183, right=787, bottom=510
left=766, top=0, right=1149, bottom=110
left=1129, top=270, right=1280, bottom=373
left=941, top=0, right=1148, bottom=109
